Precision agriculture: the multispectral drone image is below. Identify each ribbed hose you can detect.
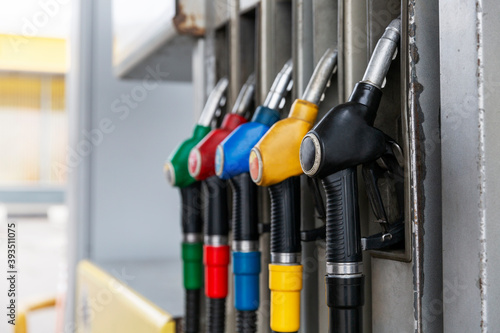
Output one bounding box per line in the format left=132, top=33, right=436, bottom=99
left=184, top=289, right=201, bottom=333
left=206, top=298, right=226, bottom=333
left=236, top=310, right=258, bottom=333
left=322, top=168, right=364, bottom=333
left=203, top=176, right=228, bottom=237
left=180, top=184, right=203, bottom=333
left=268, top=177, right=301, bottom=256
left=180, top=183, right=203, bottom=234
left=269, top=184, right=284, bottom=254
left=229, top=173, right=259, bottom=241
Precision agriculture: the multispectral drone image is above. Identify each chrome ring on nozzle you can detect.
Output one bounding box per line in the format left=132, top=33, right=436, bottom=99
left=197, top=77, right=229, bottom=127
left=263, top=59, right=293, bottom=110
left=231, top=73, right=256, bottom=116
left=361, top=18, right=401, bottom=89
left=302, top=48, right=338, bottom=105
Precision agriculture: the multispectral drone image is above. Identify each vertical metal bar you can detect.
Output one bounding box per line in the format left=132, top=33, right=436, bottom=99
left=292, top=2, right=317, bottom=331
left=192, top=39, right=207, bottom=121
left=259, top=0, right=274, bottom=104
left=481, top=1, right=500, bottom=329
left=65, top=0, right=93, bottom=328
left=229, top=0, right=241, bottom=107
left=440, top=0, right=500, bottom=331
left=292, top=0, right=313, bottom=97
left=341, top=0, right=368, bottom=100
left=312, top=0, right=339, bottom=119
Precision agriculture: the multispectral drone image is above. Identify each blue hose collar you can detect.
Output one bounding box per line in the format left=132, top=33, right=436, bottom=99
left=233, top=251, right=261, bottom=311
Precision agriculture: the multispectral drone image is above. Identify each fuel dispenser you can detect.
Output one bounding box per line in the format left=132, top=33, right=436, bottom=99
left=163, top=78, right=229, bottom=333
left=188, top=74, right=256, bottom=333
left=299, top=18, right=402, bottom=333
left=215, top=60, right=293, bottom=333
left=249, top=48, right=338, bottom=333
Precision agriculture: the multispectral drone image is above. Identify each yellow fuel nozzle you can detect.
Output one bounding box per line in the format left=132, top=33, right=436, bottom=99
left=249, top=48, right=337, bottom=187
left=250, top=48, right=338, bottom=333
left=249, top=99, right=318, bottom=186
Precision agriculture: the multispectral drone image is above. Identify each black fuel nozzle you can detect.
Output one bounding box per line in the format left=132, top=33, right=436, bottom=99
left=299, top=18, right=401, bottom=333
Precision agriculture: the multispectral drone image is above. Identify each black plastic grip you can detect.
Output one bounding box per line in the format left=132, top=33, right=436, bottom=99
left=203, top=176, right=229, bottom=237
left=207, top=297, right=226, bottom=333
left=268, top=177, right=301, bottom=255
left=184, top=289, right=201, bottom=333
left=236, top=310, right=258, bottom=333
left=180, top=183, right=203, bottom=234
left=322, top=168, right=362, bottom=263
left=326, top=275, right=364, bottom=333
left=229, top=173, right=259, bottom=242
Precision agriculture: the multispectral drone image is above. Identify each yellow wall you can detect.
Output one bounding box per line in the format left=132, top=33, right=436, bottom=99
left=0, top=34, right=67, bottom=184
left=0, top=34, right=67, bottom=74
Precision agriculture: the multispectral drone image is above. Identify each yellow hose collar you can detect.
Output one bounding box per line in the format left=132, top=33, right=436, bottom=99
left=269, top=264, right=303, bottom=332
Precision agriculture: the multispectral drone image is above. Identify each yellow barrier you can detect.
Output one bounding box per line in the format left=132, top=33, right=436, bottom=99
left=76, top=260, right=176, bottom=333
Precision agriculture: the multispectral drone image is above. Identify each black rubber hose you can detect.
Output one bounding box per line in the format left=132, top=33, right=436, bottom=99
left=229, top=173, right=259, bottom=241
left=180, top=183, right=203, bottom=333
left=326, top=275, right=364, bottom=333
left=207, top=298, right=226, bottom=333
left=203, top=176, right=229, bottom=237
left=236, top=310, right=258, bottom=333
left=180, top=182, right=203, bottom=234
left=268, top=177, right=301, bottom=255
left=184, top=289, right=201, bottom=333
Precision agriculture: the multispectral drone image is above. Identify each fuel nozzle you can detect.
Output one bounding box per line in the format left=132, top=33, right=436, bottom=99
left=248, top=48, right=338, bottom=333
left=213, top=61, right=293, bottom=333
left=188, top=74, right=255, bottom=181
left=164, top=77, right=229, bottom=188
left=189, top=75, right=255, bottom=333
left=299, top=18, right=401, bottom=333
left=249, top=48, right=338, bottom=187
left=216, top=60, right=292, bottom=180
left=163, top=77, right=228, bottom=333
left=300, top=18, right=400, bottom=178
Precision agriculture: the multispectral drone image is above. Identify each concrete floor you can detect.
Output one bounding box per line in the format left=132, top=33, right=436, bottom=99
left=0, top=217, right=66, bottom=333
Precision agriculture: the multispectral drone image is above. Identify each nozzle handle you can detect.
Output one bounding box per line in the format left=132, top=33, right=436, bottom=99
left=230, top=173, right=259, bottom=242
left=322, top=168, right=362, bottom=264
left=269, top=177, right=301, bottom=260
left=322, top=168, right=364, bottom=333
left=203, top=176, right=229, bottom=238
left=180, top=183, right=203, bottom=235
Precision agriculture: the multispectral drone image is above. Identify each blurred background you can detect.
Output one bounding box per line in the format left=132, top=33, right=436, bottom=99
left=0, top=1, right=70, bottom=331
left=0, top=1, right=194, bottom=332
